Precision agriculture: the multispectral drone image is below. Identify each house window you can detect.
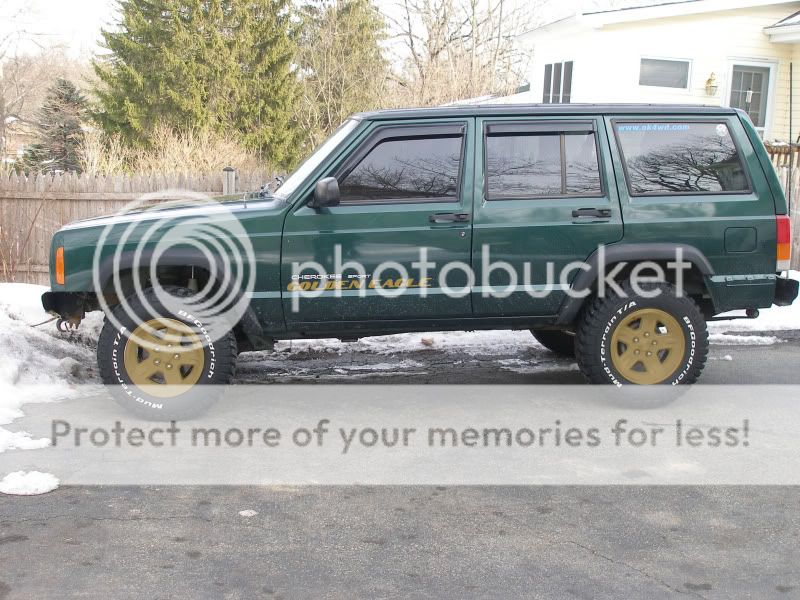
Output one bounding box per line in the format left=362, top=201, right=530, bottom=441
left=729, top=64, right=770, bottom=131
left=639, top=58, right=690, bottom=89
left=542, top=61, right=573, bottom=103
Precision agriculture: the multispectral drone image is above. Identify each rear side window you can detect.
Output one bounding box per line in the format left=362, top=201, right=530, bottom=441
left=485, top=127, right=603, bottom=199
left=338, top=135, right=462, bottom=204
left=614, top=121, right=750, bottom=195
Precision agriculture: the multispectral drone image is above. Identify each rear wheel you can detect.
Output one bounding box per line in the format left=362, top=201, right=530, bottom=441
left=575, top=281, right=708, bottom=385
left=531, top=329, right=575, bottom=358
left=97, top=287, right=237, bottom=420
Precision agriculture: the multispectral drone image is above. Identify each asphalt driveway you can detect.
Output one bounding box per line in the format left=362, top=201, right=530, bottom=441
left=1, top=334, right=800, bottom=599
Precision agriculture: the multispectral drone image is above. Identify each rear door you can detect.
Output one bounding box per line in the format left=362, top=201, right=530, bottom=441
left=281, top=119, right=475, bottom=329
left=471, top=116, right=624, bottom=317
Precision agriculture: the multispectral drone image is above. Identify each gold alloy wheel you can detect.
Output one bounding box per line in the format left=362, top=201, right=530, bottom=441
left=123, top=318, right=205, bottom=398
left=610, top=308, right=686, bottom=385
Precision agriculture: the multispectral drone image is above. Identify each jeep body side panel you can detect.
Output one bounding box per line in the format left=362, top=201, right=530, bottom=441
left=471, top=115, right=623, bottom=317
left=604, top=114, right=778, bottom=313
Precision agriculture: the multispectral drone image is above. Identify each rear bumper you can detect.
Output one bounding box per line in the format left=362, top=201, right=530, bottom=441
left=775, top=276, right=799, bottom=307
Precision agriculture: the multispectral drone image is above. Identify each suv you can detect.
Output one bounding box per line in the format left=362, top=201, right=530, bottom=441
left=42, top=104, right=798, bottom=418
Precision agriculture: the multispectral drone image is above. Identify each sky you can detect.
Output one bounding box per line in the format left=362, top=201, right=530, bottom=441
left=0, top=0, right=119, bottom=58
left=0, top=0, right=619, bottom=59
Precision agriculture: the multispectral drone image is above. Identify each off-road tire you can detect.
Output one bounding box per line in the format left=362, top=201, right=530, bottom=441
left=97, top=286, right=237, bottom=420
left=575, top=281, right=708, bottom=385
left=531, top=329, right=576, bottom=358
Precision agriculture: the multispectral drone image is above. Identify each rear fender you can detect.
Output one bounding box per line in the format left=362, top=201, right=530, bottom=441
left=555, top=243, right=714, bottom=325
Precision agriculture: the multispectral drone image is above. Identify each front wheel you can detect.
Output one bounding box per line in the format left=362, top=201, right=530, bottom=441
left=575, top=281, right=708, bottom=385
left=97, top=287, right=237, bottom=420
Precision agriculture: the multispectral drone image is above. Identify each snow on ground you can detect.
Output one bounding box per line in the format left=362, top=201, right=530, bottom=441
left=0, top=471, right=59, bottom=495
left=273, top=329, right=538, bottom=357
left=0, top=283, right=100, bottom=453
left=709, top=303, right=800, bottom=334
left=708, top=333, right=780, bottom=346
left=708, top=271, right=800, bottom=334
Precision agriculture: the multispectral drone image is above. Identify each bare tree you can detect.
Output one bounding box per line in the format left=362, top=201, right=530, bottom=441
left=387, top=0, right=542, bottom=106
left=296, top=0, right=390, bottom=149
left=1, top=50, right=90, bottom=164
left=0, top=5, right=88, bottom=165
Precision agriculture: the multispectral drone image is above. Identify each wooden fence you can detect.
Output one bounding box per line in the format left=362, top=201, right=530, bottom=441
left=0, top=169, right=274, bottom=285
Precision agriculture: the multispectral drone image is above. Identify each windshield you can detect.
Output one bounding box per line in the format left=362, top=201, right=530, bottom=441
left=274, top=118, right=361, bottom=198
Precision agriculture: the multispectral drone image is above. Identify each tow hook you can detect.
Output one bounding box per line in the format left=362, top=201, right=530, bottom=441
left=56, top=318, right=80, bottom=332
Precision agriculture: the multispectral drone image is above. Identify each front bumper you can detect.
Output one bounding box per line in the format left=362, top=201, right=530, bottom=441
left=775, top=276, right=799, bottom=307
left=41, top=291, right=86, bottom=319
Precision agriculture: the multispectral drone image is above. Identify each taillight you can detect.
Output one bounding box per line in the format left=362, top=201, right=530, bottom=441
left=777, top=215, right=791, bottom=272
left=55, top=246, right=65, bottom=285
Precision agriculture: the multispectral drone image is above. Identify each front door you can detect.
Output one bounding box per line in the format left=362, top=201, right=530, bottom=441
left=281, top=119, right=475, bottom=331
left=729, top=64, right=771, bottom=138
left=471, top=116, right=624, bottom=317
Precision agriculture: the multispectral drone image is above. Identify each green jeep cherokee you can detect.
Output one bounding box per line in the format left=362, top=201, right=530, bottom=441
left=42, top=104, right=798, bottom=418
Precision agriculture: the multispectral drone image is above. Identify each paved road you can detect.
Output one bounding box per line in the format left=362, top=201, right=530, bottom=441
left=1, top=486, right=799, bottom=599
left=2, top=333, right=800, bottom=599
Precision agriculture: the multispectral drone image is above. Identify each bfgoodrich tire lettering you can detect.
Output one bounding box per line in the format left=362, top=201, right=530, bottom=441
left=97, top=287, right=237, bottom=420
left=575, top=281, right=708, bottom=385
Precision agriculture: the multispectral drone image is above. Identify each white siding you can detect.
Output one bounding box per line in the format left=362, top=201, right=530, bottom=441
left=526, top=4, right=800, bottom=140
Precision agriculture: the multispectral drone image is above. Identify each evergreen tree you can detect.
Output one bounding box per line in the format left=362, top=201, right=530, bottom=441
left=22, top=78, right=87, bottom=173
left=93, top=0, right=301, bottom=168
left=297, top=0, right=388, bottom=148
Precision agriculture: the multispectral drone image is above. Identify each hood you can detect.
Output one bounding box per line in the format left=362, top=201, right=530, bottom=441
left=60, top=192, right=286, bottom=231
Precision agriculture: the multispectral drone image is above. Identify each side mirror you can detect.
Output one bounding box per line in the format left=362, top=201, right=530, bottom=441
left=310, top=177, right=340, bottom=209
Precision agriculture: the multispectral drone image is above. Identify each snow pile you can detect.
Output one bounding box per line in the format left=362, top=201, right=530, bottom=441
left=276, top=329, right=536, bottom=357
left=0, top=283, right=100, bottom=452
left=0, top=471, right=59, bottom=495
left=0, top=429, right=51, bottom=453
left=337, top=360, right=425, bottom=371
left=708, top=333, right=779, bottom=346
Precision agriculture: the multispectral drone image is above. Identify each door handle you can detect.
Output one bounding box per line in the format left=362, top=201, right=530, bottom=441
left=430, top=212, right=471, bottom=223
left=572, top=208, right=611, bottom=219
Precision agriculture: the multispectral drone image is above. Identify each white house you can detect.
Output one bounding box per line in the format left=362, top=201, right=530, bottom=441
left=502, top=0, right=800, bottom=142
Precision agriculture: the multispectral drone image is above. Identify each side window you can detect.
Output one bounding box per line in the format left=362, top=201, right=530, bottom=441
left=485, top=126, right=602, bottom=199
left=614, top=121, right=750, bottom=195
left=338, top=134, right=463, bottom=204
